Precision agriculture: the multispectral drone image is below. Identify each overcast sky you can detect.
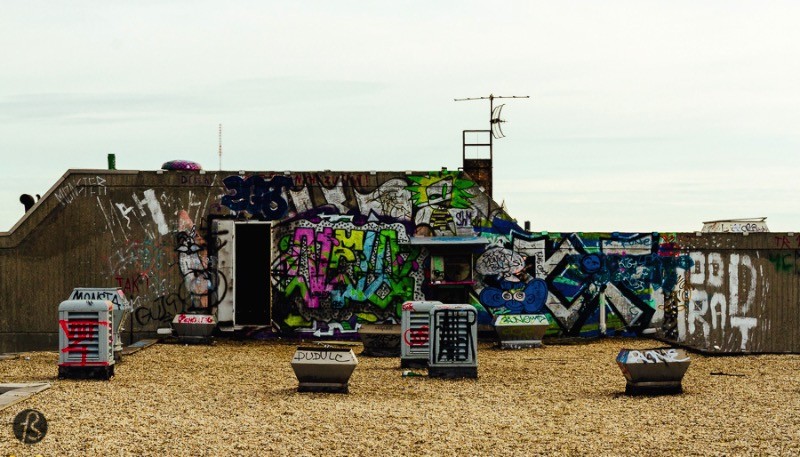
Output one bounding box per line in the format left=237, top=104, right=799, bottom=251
left=1, top=1, right=798, bottom=232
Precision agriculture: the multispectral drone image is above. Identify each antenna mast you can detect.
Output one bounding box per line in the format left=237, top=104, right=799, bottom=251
left=454, top=94, right=530, bottom=139
left=218, top=123, right=222, bottom=171
left=454, top=93, right=529, bottom=198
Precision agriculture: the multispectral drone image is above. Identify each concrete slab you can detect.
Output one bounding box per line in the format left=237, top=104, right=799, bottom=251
left=121, top=339, right=159, bottom=356
left=0, top=382, right=51, bottom=411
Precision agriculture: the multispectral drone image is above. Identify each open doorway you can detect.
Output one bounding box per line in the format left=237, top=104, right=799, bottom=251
left=234, top=222, right=271, bottom=326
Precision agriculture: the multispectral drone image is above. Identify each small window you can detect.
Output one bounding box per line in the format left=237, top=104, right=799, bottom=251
left=431, top=254, right=472, bottom=283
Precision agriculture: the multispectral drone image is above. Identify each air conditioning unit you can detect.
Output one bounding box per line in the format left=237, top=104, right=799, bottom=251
left=58, top=300, right=115, bottom=380
left=68, top=287, right=131, bottom=360
left=400, top=301, right=442, bottom=368
left=428, top=304, right=478, bottom=378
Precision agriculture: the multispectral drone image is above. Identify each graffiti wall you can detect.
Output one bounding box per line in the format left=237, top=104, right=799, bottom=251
left=95, top=178, right=228, bottom=330
left=468, top=226, right=774, bottom=352
left=87, top=170, right=503, bottom=337
left=260, top=171, right=500, bottom=336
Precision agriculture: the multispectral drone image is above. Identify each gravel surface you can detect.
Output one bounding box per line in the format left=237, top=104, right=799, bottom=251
left=1, top=338, right=799, bottom=456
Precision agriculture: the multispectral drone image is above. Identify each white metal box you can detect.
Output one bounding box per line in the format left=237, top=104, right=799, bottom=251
left=617, top=347, right=690, bottom=395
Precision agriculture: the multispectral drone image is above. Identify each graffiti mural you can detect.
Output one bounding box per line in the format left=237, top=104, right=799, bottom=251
left=470, top=230, right=698, bottom=336
left=129, top=214, right=228, bottom=327
left=479, top=278, right=548, bottom=314
left=407, top=171, right=479, bottom=236
left=271, top=219, right=425, bottom=330
left=355, top=179, right=412, bottom=221
left=176, top=211, right=226, bottom=309
left=95, top=181, right=226, bottom=330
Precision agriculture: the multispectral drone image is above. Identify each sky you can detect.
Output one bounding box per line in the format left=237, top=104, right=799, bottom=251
left=1, top=1, right=799, bottom=233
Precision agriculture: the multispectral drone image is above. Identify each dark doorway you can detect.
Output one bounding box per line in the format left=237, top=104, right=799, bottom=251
left=235, top=223, right=271, bottom=325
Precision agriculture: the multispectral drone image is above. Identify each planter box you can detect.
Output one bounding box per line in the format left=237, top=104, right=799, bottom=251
left=291, top=347, right=358, bottom=393
left=172, top=314, right=216, bottom=344
left=616, top=347, right=691, bottom=395
left=359, top=324, right=401, bottom=357
left=494, top=314, right=549, bottom=349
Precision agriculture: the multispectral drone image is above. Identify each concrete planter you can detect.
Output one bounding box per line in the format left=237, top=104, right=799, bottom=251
left=171, top=314, right=216, bottom=344
left=291, top=347, right=358, bottom=393
left=616, top=347, right=690, bottom=395
left=494, top=314, right=549, bottom=349
left=359, top=324, right=401, bottom=357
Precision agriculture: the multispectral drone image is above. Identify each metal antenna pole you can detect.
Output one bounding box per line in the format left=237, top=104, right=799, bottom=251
left=454, top=94, right=530, bottom=139
left=455, top=94, right=529, bottom=199
left=218, top=123, right=222, bottom=171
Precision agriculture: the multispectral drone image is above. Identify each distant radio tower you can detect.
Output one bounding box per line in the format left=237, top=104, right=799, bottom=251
left=218, top=123, right=222, bottom=171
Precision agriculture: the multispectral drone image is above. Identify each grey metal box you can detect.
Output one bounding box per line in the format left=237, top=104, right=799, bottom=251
left=68, top=287, right=131, bottom=358
left=58, top=299, right=115, bottom=379
left=359, top=324, right=401, bottom=357
left=428, top=304, right=478, bottom=378
left=400, top=301, right=441, bottom=368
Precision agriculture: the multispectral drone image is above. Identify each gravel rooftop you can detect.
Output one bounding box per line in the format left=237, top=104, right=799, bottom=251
left=1, top=337, right=799, bottom=456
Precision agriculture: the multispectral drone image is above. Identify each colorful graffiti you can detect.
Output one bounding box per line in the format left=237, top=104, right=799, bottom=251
left=271, top=219, right=425, bottom=327
left=479, top=278, right=548, bottom=314
left=2, top=167, right=784, bottom=354
left=471, top=231, right=697, bottom=335
left=407, top=171, right=479, bottom=236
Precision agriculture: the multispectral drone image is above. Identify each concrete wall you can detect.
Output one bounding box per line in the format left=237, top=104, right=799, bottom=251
left=1, top=169, right=798, bottom=354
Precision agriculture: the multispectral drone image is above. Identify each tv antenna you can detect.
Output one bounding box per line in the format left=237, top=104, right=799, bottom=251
left=454, top=93, right=529, bottom=199
left=454, top=94, right=529, bottom=139
left=218, top=123, right=222, bottom=171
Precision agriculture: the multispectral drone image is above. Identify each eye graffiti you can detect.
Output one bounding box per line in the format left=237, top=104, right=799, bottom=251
left=479, top=278, right=548, bottom=314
